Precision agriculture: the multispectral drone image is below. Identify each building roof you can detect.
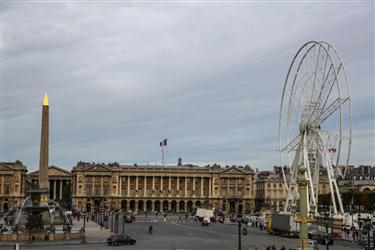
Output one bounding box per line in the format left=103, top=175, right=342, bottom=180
left=27, top=165, right=72, bottom=177
left=72, top=161, right=254, bottom=174
left=0, top=160, right=27, bottom=171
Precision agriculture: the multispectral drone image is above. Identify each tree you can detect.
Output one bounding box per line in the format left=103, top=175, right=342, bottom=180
left=62, top=183, right=72, bottom=208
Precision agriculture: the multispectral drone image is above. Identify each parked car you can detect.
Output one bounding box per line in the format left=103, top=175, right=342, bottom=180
left=107, top=233, right=136, bottom=246
left=316, top=232, right=334, bottom=245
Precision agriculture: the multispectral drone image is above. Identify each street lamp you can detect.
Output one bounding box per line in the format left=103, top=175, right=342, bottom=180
left=83, top=212, right=86, bottom=229
left=237, top=213, right=242, bottom=250
left=111, top=211, right=114, bottom=232
left=358, top=213, right=362, bottom=239
left=115, top=213, right=119, bottom=233
left=324, top=212, right=330, bottom=250
left=82, top=213, right=86, bottom=244
left=122, top=213, right=126, bottom=234
left=364, top=216, right=371, bottom=248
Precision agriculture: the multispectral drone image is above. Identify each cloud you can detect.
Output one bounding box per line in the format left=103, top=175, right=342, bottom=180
left=1, top=2, right=374, bottom=170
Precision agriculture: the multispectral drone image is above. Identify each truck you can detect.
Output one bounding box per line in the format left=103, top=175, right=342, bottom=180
left=195, top=208, right=214, bottom=224
left=268, top=213, right=299, bottom=238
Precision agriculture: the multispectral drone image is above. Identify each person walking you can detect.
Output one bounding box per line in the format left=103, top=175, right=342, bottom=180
left=148, top=225, right=153, bottom=234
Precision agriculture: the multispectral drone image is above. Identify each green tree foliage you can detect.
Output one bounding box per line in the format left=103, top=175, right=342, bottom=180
left=62, top=182, right=72, bottom=204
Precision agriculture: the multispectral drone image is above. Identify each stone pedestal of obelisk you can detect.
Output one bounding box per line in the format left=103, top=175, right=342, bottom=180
left=39, top=93, right=49, bottom=204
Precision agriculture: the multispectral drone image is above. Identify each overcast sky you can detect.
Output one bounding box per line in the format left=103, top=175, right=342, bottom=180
left=1, top=2, right=374, bottom=172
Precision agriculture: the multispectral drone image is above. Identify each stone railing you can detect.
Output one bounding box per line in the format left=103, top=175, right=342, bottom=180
left=0, top=229, right=84, bottom=241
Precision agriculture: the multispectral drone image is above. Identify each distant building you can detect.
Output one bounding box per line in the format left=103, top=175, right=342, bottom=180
left=254, top=166, right=288, bottom=212
left=0, top=161, right=27, bottom=211
left=71, top=162, right=255, bottom=213
left=254, top=166, right=330, bottom=213
left=337, top=165, right=375, bottom=193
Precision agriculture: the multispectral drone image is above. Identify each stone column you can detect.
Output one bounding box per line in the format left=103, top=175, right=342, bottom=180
left=59, top=180, right=63, bottom=200
left=1, top=175, right=4, bottom=195
left=92, top=179, right=95, bottom=196
left=127, top=176, right=130, bottom=195
left=53, top=180, right=57, bottom=200
left=193, top=177, right=196, bottom=195
left=227, top=178, right=230, bottom=196
left=160, top=177, right=163, bottom=191
left=219, top=177, right=222, bottom=195
left=209, top=178, right=212, bottom=197
left=144, top=177, right=147, bottom=196
left=151, top=176, right=155, bottom=197
left=201, top=177, right=204, bottom=197
left=235, top=178, right=238, bottom=197
left=135, top=176, right=138, bottom=196
left=119, top=176, right=122, bottom=195
left=168, top=177, right=171, bottom=191
left=177, top=178, right=180, bottom=196
left=101, top=177, right=104, bottom=195
left=185, top=177, right=188, bottom=197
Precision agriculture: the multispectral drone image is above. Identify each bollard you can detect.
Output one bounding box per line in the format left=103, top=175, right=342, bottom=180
left=14, top=243, right=19, bottom=250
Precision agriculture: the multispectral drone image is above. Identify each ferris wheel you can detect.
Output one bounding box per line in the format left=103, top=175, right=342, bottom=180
left=279, top=41, right=352, bottom=215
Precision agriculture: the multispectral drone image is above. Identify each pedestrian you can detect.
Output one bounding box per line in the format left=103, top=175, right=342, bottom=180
left=271, top=246, right=276, bottom=250
left=280, top=245, right=286, bottom=250
left=148, top=225, right=153, bottom=234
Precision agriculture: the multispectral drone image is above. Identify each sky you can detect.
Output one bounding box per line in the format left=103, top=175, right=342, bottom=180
left=1, top=1, right=374, bottom=172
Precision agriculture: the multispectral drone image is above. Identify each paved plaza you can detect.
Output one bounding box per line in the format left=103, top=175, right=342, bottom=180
left=0, top=215, right=359, bottom=250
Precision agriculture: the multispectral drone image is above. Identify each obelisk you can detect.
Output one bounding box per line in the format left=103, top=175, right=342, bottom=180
left=39, top=93, right=49, bottom=203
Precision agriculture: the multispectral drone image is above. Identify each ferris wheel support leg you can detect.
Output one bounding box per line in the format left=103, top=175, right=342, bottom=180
left=325, top=156, right=338, bottom=215
left=333, top=175, right=344, bottom=214
left=302, top=133, right=317, bottom=213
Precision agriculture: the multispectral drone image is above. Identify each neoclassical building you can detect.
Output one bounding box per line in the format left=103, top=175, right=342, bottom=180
left=0, top=161, right=27, bottom=211
left=254, top=166, right=330, bottom=213
left=71, top=162, right=255, bottom=213
left=27, top=166, right=72, bottom=201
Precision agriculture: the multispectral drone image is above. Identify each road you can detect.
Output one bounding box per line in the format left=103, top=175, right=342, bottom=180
left=0, top=215, right=361, bottom=250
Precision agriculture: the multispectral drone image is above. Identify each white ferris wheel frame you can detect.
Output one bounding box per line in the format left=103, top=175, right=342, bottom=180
left=278, top=41, right=352, bottom=216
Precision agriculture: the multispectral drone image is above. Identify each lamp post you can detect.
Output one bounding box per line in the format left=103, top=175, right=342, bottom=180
left=237, top=213, right=242, bottom=250
left=324, top=212, right=330, bottom=250
left=294, top=164, right=315, bottom=250
left=82, top=213, right=86, bottom=244
left=122, top=213, right=125, bottom=234
left=358, top=213, right=362, bottom=239
left=111, top=211, right=114, bottom=232
left=83, top=212, right=86, bottom=229
left=115, top=213, right=119, bottom=233
left=363, top=216, right=371, bottom=248
left=100, top=209, right=103, bottom=230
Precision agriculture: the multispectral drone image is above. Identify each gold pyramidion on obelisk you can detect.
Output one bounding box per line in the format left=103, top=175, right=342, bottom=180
left=43, top=93, right=49, bottom=106
left=39, top=93, right=49, bottom=203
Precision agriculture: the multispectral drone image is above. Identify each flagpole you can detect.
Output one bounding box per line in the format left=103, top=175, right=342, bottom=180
left=162, top=146, right=164, bottom=166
